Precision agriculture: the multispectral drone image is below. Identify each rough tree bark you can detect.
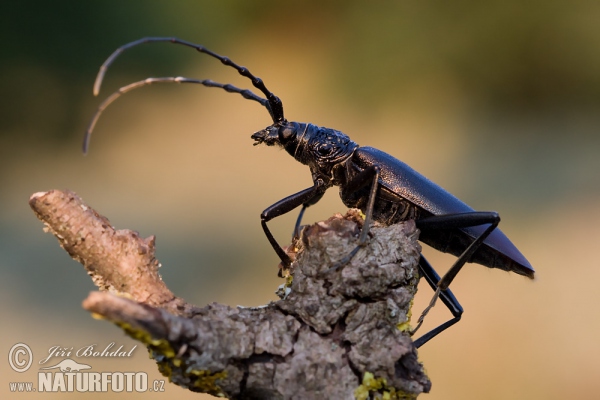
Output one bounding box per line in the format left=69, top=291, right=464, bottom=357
left=29, top=189, right=431, bottom=399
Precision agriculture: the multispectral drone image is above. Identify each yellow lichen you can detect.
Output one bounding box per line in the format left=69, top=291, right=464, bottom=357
left=109, top=319, right=228, bottom=396
left=355, top=372, right=384, bottom=400
left=189, top=369, right=228, bottom=397
left=90, top=312, right=105, bottom=320
left=354, top=372, right=418, bottom=400
left=397, top=298, right=414, bottom=332
left=115, top=322, right=176, bottom=359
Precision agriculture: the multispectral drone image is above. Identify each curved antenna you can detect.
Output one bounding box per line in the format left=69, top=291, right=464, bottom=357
left=83, top=77, right=270, bottom=154
left=94, top=37, right=285, bottom=123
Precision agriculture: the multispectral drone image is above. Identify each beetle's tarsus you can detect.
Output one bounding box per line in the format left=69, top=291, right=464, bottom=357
left=410, top=287, right=441, bottom=336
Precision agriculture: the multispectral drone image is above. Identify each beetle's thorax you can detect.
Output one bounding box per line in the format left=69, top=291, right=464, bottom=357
left=252, top=121, right=358, bottom=185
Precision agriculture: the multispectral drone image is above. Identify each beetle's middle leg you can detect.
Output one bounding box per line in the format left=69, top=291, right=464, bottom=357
left=292, top=189, right=326, bottom=240
left=293, top=205, right=308, bottom=240
left=321, top=165, right=381, bottom=274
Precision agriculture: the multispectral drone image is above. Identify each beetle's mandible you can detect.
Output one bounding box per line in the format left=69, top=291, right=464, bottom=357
left=83, top=37, right=535, bottom=348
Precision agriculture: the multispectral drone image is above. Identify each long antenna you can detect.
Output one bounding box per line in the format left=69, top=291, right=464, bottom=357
left=83, top=77, right=271, bottom=154
left=94, top=37, right=284, bottom=122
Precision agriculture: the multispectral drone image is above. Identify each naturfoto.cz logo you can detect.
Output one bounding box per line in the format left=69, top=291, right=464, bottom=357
left=8, top=342, right=165, bottom=393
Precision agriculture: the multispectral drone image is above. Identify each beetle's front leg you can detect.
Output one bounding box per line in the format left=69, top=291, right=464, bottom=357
left=261, top=181, right=327, bottom=268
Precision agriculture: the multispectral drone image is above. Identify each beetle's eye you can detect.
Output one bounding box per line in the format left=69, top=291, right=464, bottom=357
left=278, top=126, right=295, bottom=143
left=317, top=143, right=333, bottom=156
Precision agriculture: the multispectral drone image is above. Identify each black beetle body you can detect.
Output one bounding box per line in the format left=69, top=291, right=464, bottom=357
left=85, top=38, right=534, bottom=348
left=252, top=122, right=533, bottom=278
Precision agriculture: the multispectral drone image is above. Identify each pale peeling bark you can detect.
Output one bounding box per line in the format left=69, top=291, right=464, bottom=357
left=30, top=189, right=430, bottom=399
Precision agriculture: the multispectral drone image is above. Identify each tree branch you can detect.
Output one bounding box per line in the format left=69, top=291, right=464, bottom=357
left=29, top=189, right=430, bottom=399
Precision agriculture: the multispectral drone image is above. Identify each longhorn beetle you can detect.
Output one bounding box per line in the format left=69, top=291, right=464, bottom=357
left=83, top=37, right=535, bottom=348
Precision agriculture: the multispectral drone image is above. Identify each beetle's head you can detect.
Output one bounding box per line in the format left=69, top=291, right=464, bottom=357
left=252, top=122, right=358, bottom=172
left=252, top=121, right=310, bottom=161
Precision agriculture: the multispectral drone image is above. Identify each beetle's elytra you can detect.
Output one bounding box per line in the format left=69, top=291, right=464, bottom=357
left=84, top=37, right=534, bottom=348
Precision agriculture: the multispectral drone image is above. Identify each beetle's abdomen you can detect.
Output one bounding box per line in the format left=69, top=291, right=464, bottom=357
left=341, top=184, right=425, bottom=225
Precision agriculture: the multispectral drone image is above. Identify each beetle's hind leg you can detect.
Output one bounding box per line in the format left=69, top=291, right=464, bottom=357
left=411, top=212, right=500, bottom=342
left=411, top=255, right=463, bottom=348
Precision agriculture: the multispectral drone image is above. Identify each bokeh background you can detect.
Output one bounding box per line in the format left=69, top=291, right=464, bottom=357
left=2, top=1, right=599, bottom=399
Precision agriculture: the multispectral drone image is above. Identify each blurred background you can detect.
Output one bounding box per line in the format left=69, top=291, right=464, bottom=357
left=1, top=1, right=599, bottom=399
